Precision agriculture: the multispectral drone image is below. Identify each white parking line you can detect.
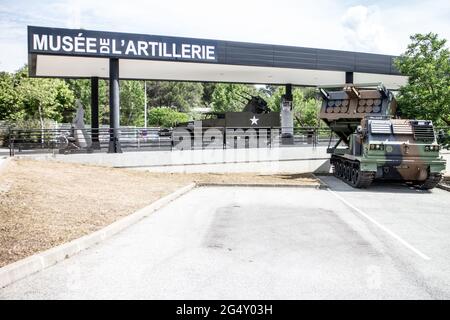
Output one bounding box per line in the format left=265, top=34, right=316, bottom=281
left=327, top=188, right=431, bottom=261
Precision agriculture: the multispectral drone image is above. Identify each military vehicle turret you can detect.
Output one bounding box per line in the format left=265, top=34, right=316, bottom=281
left=318, top=84, right=446, bottom=189
left=240, top=94, right=271, bottom=114
left=172, top=93, right=280, bottom=149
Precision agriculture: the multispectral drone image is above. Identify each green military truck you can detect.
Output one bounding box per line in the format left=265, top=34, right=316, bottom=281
left=318, top=84, right=446, bottom=189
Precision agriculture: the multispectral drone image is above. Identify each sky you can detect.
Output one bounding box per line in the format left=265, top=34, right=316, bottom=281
left=0, top=0, right=449, bottom=72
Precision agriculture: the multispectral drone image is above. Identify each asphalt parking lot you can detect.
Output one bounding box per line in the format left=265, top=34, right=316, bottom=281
left=1, top=177, right=449, bottom=299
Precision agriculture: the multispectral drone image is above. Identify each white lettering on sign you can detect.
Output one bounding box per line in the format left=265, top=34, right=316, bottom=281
left=33, top=34, right=48, bottom=50
left=172, top=43, right=181, bottom=58
left=74, top=33, right=85, bottom=53
left=162, top=43, right=171, bottom=57
left=125, top=41, right=137, bottom=55
left=31, top=33, right=217, bottom=61
left=62, top=36, right=73, bottom=52
left=148, top=42, right=158, bottom=56
left=206, top=45, right=215, bottom=60
left=137, top=41, right=148, bottom=56
left=111, top=39, right=121, bottom=54
left=99, top=38, right=110, bottom=54
left=181, top=44, right=191, bottom=58
left=86, top=37, right=97, bottom=53
left=191, top=45, right=201, bottom=59
left=49, top=35, right=61, bottom=51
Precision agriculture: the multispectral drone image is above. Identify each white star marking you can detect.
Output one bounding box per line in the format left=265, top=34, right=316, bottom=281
left=250, top=116, right=259, bottom=125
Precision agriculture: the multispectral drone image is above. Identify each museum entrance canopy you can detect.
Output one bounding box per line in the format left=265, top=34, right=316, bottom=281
left=27, top=25, right=409, bottom=153
left=28, top=26, right=407, bottom=88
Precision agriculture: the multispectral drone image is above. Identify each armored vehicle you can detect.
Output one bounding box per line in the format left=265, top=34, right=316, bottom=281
left=177, top=94, right=280, bottom=129
left=318, top=84, right=446, bottom=189
left=172, top=94, right=280, bottom=149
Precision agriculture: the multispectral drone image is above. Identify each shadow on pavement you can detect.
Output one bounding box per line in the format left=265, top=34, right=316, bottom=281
left=318, top=175, right=436, bottom=194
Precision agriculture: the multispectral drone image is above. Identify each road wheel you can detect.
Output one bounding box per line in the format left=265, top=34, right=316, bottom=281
left=351, top=168, right=357, bottom=184
left=335, top=162, right=341, bottom=178
left=333, top=162, right=338, bottom=177
left=337, top=163, right=343, bottom=178
left=344, top=163, right=350, bottom=181
left=349, top=163, right=374, bottom=188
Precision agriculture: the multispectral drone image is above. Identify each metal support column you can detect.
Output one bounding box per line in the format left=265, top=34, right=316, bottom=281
left=144, top=81, right=147, bottom=128
left=281, top=83, right=294, bottom=145
left=108, top=58, right=122, bottom=153
left=345, top=71, right=354, bottom=84
left=91, top=77, right=100, bottom=149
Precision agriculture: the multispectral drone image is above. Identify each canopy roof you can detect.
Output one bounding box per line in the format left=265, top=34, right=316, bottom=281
left=28, top=26, right=408, bottom=88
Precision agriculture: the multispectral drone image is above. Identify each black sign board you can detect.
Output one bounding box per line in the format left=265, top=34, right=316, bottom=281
left=28, top=26, right=218, bottom=63
left=28, top=26, right=401, bottom=77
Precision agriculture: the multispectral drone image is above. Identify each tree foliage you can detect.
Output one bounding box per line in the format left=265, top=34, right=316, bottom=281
left=120, top=80, right=145, bottom=126
left=146, top=81, right=203, bottom=112
left=148, top=107, right=189, bottom=127
left=0, top=71, right=21, bottom=121
left=210, top=83, right=258, bottom=112
left=66, top=79, right=109, bottom=124
left=12, top=66, right=75, bottom=128
left=201, top=82, right=217, bottom=107
left=394, top=33, right=450, bottom=126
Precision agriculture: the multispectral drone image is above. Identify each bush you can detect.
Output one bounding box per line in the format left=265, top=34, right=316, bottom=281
left=148, top=107, right=189, bottom=128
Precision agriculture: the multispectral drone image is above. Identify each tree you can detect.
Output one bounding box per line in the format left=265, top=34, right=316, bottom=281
left=120, top=80, right=145, bottom=126
left=146, top=81, right=203, bottom=112
left=14, top=66, right=75, bottom=129
left=18, top=79, right=59, bottom=129
left=258, top=85, right=277, bottom=96
left=148, top=107, right=189, bottom=127
left=394, top=33, right=450, bottom=126
left=65, top=79, right=109, bottom=125
left=0, top=71, right=22, bottom=121
left=54, top=81, right=77, bottom=123
left=210, top=83, right=258, bottom=112
left=201, top=82, right=217, bottom=108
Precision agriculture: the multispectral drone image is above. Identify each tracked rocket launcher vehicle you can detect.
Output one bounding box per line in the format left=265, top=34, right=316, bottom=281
left=318, top=84, right=446, bottom=189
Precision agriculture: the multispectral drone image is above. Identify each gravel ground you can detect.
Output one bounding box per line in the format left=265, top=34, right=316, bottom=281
left=0, top=159, right=318, bottom=267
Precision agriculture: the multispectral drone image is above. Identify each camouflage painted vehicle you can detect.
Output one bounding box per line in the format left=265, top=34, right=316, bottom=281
left=318, top=84, right=446, bottom=189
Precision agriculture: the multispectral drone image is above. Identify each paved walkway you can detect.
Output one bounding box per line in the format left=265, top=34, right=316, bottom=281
left=1, top=179, right=450, bottom=299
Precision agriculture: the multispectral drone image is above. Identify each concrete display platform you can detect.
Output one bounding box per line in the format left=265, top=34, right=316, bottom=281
left=15, top=147, right=450, bottom=175
left=17, top=146, right=332, bottom=174
left=1, top=179, right=449, bottom=299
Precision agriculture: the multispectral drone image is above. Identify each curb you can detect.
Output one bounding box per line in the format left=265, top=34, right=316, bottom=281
left=311, top=174, right=330, bottom=189
left=437, top=183, right=450, bottom=192
left=0, top=183, right=196, bottom=289
left=196, top=182, right=325, bottom=189
left=114, top=157, right=331, bottom=169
